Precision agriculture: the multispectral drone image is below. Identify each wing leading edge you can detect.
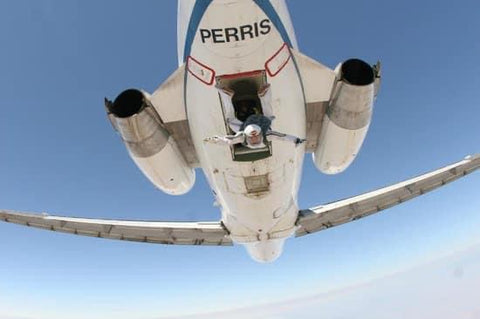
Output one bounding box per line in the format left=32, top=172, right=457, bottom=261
left=0, top=211, right=232, bottom=246
left=296, top=154, right=480, bottom=237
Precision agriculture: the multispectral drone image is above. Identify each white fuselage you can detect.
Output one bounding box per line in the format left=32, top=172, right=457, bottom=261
left=178, top=0, right=305, bottom=262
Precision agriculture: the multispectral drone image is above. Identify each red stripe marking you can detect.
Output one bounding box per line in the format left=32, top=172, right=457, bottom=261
left=265, top=42, right=291, bottom=77
left=187, top=55, right=215, bottom=86
left=218, top=70, right=264, bottom=80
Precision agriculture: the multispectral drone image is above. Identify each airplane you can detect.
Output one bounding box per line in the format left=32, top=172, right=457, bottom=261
left=1, top=0, right=479, bottom=263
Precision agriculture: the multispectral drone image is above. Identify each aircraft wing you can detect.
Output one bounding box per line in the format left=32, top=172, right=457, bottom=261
left=0, top=211, right=232, bottom=246
left=296, top=154, right=480, bottom=237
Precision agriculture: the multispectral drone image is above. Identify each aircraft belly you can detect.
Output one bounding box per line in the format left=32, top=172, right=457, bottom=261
left=183, top=0, right=304, bottom=242
left=185, top=61, right=305, bottom=241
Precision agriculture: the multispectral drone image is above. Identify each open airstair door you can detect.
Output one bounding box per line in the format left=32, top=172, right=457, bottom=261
left=216, top=70, right=272, bottom=162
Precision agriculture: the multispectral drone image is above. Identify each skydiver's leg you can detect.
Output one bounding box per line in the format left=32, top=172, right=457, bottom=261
left=204, top=132, right=245, bottom=146
left=227, top=118, right=243, bottom=133
left=216, top=86, right=236, bottom=121
left=258, top=83, right=274, bottom=118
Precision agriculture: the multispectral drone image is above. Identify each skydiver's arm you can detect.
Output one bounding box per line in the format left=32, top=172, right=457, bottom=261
left=222, top=132, right=245, bottom=145
left=267, top=130, right=306, bottom=145
left=204, top=132, right=245, bottom=145
left=217, top=87, right=236, bottom=121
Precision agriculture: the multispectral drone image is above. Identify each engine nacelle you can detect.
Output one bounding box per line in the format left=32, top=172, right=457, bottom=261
left=105, top=89, right=195, bottom=195
left=313, top=59, right=379, bottom=174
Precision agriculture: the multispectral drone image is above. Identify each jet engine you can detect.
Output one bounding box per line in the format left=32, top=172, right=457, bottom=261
left=313, top=59, right=379, bottom=174
left=105, top=89, right=195, bottom=195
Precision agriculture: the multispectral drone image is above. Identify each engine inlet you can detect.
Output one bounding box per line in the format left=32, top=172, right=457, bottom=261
left=341, top=59, right=374, bottom=86
left=108, top=89, right=145, bottom=118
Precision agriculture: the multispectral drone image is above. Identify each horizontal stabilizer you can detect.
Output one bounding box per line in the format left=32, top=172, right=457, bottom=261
left=291, top=49, right=336, bottom=103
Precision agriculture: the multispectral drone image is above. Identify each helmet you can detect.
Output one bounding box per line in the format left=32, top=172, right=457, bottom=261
left=244, top=124, right=264, bottom=148
left=244, top=124, right=262, bottom=137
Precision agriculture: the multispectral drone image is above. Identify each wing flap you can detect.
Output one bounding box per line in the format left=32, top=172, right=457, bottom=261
left=296, top=154, right=480, bottom=236
left=0, top=211, right=232, bottom=246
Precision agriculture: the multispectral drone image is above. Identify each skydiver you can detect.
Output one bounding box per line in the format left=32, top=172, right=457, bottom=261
left=204, top=123, right=305, bottom=149
left=207, top=84, right=305, bottom=149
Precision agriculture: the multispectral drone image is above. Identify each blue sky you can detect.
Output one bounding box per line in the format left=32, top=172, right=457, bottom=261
left=0, top=1, right=479, bottom=318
